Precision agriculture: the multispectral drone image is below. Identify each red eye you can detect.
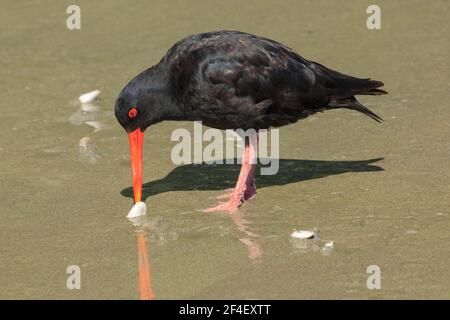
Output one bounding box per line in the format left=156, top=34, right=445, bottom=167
left=128, top=107, right=138, bottom=118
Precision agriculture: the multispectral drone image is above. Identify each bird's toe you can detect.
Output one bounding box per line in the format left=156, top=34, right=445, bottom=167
left=203, top=197, right=242, bottom=213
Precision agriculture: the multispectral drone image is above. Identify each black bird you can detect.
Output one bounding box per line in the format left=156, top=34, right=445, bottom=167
left=115, top=30, right=387, bottom=212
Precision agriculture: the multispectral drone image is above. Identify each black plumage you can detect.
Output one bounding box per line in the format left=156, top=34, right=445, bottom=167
left=115, top=30, right=386, bottom=132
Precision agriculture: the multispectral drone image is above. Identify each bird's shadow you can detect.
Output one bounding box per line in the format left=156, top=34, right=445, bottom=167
left=120, top=158, right=384, bottom=201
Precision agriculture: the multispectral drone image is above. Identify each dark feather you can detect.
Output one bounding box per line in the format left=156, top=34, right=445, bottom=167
left=118, top=30, right=387, bottom=131
left=329, top=97, right=383, bottom=123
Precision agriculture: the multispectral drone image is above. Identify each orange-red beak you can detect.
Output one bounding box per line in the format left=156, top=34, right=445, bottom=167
left=128, top=128, right=144, bottom=203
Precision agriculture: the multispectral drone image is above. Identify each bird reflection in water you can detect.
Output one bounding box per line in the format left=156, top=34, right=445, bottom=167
left=127, top=209, right=261, bottom=300
left=230, top=211, right=263, bottom=261
left=128, top=216, right=156, bottom=300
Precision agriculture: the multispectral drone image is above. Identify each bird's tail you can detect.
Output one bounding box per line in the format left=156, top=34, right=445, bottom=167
left=309, top=61, right=387, bottom=122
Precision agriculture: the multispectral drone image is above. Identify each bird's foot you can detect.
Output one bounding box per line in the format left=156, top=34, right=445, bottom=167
left=205, top=183, right=256, bottom=213
left=216, top=185, right=256, bottom=201
left=204, top=193, right=244, bottom=213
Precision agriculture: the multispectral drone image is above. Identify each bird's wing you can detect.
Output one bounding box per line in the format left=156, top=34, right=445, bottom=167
left=165, top=31, right=386, bottom=126
left=166, top=31, right=321, bottom=114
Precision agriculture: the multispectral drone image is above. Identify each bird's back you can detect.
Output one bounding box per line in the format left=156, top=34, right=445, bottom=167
left=159, top=30, right=386, bottom=129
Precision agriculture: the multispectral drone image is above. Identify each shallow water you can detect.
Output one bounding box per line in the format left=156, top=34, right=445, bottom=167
left=0, top=0, right=449, bottom=299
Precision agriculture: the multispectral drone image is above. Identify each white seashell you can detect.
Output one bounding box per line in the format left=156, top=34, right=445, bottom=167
left=79, top=90, right=101, bottom=104
left=127, top=201, right=147, bottom=218
left=78, top=136, right=92, bottom=150
left=291, top=230, right=315, bottom=239
left=324, top=240, right=334, bottom=248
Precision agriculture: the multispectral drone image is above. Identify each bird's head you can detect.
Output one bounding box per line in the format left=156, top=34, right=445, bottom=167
left=115, top=95, right=144, bottom=133
left=114, top=88, right=147, bottom=204
left=115, top=67, right=182, bottom=204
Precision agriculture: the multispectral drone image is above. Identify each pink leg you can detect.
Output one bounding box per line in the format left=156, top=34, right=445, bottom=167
left=204, top=134, right=258, bottom=213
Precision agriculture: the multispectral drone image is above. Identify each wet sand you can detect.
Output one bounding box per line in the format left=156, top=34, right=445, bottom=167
left=0, top=0, right=448, bottom=299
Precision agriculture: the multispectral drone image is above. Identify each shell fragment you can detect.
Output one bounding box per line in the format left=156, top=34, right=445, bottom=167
left=127, top=201, right=147, bottom=218
left=79, top=90, right=101, bottom=104
left=291, top=230, right=315, bottom=239
left=324, top=240, right=334, bottom=248
left=78, top=136, right=92, bottom=150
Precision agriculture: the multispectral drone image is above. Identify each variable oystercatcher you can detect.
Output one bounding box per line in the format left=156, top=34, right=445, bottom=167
left=115, top=30, right=387, bottom=213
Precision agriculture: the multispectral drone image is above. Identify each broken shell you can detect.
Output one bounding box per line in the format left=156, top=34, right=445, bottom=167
left=291, top=230, right=315, bottom=239
left=78, top=136, right=92, bottom=149
left=127, top=201, right=147, bottom=218
left=324, top=240, right=334, bottom=248
left=79, top=90, right=101, bottom=104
